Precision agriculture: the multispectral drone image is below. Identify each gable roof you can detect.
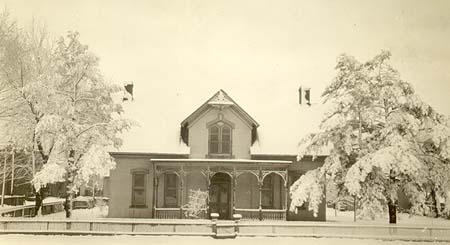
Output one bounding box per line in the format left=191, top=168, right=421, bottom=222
left=179, top=89, right=259, bottom=146
left=115, top=86, right=328, bottom=156
left=180, top=89, right=259, bottom=128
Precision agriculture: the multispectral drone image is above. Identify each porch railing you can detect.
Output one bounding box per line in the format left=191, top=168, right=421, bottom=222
left=154, top=208, right=181, bottom=219
left=234, top=208, right=286, bottom=221
left=262, top=209, right=286, bottom=220
left=154, top=207, right=208, bottom=219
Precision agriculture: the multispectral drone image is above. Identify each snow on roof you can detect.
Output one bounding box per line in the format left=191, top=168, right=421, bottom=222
left=247, top=91, right=326, bottom=155
left=116, top=87, right=327, bottom=156
left=250, top=107, right=324, bottom=155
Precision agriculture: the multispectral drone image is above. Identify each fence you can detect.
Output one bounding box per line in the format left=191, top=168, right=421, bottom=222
left=0, top=201, right=64, bottom=217
left=1, top=216, right=450, bottom=242
left=0, top=219, right=214, bottom=236
left=236, top=222, right=450, bottom=241
left=0, top=196, right=25, bottom=206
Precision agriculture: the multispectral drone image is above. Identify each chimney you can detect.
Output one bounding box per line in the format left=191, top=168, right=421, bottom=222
left=123, top=82, right=134, bottom=101
left=298, top=86, right=302, bottom=105
left=304, top=87, right=311, bottom=105
left=298, top=86, right=311, bottom=106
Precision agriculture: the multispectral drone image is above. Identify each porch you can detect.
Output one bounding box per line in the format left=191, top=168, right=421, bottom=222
left=151, top=159, right=291, bottom=221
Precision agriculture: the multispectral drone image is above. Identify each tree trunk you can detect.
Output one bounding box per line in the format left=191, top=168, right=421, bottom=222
left=388, top=200, right=397, bottom=224
left=64, top=194, right=70, bottom=218
left=64, top=177, right=74, bottom=218
left=34, top=188, right=45, bottom=216
left=65, top=149, right=76, bottom=218
left=430, top=188, right=440, bottom=218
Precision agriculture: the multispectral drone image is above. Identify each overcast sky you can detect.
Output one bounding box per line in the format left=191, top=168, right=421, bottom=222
left=2, top=0, right=450, bottom=115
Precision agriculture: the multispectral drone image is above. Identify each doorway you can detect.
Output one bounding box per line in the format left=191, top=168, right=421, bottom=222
left=209, top=173, right=231, bottom=220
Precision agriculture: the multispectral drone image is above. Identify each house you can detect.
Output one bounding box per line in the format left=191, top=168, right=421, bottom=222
left=107, top=89, right=327, bottom=221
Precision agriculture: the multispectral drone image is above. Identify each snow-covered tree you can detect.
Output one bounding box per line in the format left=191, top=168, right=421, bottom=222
left=0, top=11, right=132, bottom=217
left=0, top=11, right=50, bottom=203
left=291, top=51, right=450, bottom=223
left=30, top=32, right=132, bottom=217
left=414, top=115, right=450, bottom=217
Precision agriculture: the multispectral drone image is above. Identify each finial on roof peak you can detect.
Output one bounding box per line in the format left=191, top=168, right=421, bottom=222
left=208, top=90, right=234, bottom=106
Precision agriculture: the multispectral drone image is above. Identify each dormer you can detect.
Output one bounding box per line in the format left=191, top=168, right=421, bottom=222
left=180, top=90, right=259, bottom=159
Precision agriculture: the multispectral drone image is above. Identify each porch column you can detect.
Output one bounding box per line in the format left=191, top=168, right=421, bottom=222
left=283, top=169, right=289, bottom=220
left=179, top=165, right=185, bottom=219
left=284, top=178, right=289, bottom=217
left=232, top=166, right=236, bottom=215
left=205, top=166, right=211, bottom=217
left=152, top=163, right=158, bottom=218
left=258, top=166, right=263, bottom=221
left=153, top=176, right=158, bottom=218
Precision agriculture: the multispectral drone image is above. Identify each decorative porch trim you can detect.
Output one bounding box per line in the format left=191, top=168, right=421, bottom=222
left=150, top=158, right=291, bottom=221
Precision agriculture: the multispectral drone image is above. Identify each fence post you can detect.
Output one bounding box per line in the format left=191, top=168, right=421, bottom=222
left=211, top=213, right=219, bottom=237
left=233, top=214, right=242, bottom=236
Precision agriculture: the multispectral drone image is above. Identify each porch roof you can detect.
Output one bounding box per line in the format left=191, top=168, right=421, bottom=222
left=149, top=158, right=292, bottom=165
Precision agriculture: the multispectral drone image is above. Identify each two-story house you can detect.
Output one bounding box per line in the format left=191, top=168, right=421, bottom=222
left=107, top=89, right=327, bottom=221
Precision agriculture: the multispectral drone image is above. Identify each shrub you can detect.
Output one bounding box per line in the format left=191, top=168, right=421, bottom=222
left=183, top=189, right=208, bottom=219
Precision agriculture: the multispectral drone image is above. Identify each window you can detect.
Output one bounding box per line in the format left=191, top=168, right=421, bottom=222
left=164, top=173, right=178, bottom=207
left=208, top=124, right=232, bottom=156
left=261, top=175, right=274, bottom=209
left=131, top=172, right=146, bottom=207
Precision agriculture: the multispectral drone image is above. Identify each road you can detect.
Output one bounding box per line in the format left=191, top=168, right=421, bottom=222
left=0, top=235, right=446, bottom=245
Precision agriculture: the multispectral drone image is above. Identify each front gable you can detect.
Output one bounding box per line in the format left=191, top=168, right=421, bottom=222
left=180, top=90, right=259, bottom=159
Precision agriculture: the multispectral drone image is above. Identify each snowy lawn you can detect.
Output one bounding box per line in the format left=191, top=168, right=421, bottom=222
left=3, top=204, right=450, bottom=228
left=326, top=208, right=450, bottom=227
left=0, top=206, right=108, bottom=220
left=0, top=235, right=447, bottom=245
left=34, top=206, right=108, bottom=220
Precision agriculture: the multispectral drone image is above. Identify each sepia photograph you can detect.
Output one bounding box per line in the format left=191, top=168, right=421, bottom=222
left=0, top=0, right=449, bottom=244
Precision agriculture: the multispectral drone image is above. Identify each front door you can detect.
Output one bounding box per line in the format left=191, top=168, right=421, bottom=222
left=209, top=173, right=231, bottom=220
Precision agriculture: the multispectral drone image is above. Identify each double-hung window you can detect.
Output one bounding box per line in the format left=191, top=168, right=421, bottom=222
left=131, top=169, right=148, bottom=208
left=208, top=124, right=232, bottom=156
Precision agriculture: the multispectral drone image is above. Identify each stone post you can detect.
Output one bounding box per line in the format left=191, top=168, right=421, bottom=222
left=233, top=214, right=242, bottom=235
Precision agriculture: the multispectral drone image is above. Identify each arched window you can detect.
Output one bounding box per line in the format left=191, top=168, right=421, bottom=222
left=208, top=124, right=232, bottom=156
left=261, top=174, right=273, bottom=209
left=164, top=173, right=178, bottom=207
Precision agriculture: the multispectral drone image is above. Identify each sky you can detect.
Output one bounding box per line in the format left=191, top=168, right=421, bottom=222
left=1, top=0, right=450, bottom=115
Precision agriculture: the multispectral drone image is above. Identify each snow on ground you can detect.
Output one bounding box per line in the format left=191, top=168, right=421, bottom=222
left=23, top=197, right=65, bottom=206
left=0, top=204, right=13, bottom=211
left=3, top=202, right=450, bottom=227
left=326, top=208, right=450, bottom=227
left=41, top=206, right=109, bottom=220
left=0, top=235, right=447, bottom=245
left=0, top=206, right=108, bottom=220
